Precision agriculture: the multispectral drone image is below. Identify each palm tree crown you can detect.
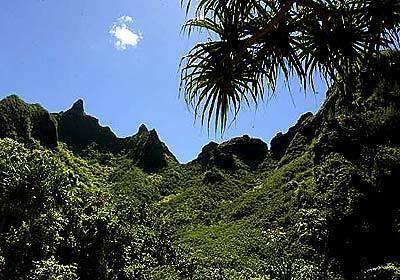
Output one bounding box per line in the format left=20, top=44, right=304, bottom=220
left=180, top=0, right=400, bottom=132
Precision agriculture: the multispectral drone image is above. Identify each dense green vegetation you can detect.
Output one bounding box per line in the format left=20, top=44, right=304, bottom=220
left=1, top=57, right=400, bottom=279
left=0, top=95, right=58, bottom=149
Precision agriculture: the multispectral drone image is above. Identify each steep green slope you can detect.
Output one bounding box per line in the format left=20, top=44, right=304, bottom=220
left=1, top=56, right=400, bottom=279
left=0, top=95, right=58, bottom=148
left=155, top=68, right=400, bottom=279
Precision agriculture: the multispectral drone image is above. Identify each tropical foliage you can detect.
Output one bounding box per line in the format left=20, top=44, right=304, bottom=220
left=180, top=0, right=400, bottom=131
left=1, top=58, right=400, bottom=278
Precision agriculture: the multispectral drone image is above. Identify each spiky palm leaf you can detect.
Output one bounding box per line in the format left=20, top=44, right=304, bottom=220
left=180, top=0, right=400, bottom=132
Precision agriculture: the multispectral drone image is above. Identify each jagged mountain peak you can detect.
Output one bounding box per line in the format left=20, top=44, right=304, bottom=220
left=57, top=99, right=116, bottom=150
left=116, top=126, right=177, bottom=172
left=138, top=124, right=149, bottom=134
left=56, top=99, right=177, bottom=172
left=69, top=99, right=84, bottom=114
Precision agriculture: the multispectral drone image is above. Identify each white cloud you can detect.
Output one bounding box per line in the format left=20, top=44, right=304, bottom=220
left=110, top=16, right=142, bottom=50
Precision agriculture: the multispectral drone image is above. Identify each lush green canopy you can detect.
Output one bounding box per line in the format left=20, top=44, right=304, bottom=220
left=180, top=0, right=400, bottom=132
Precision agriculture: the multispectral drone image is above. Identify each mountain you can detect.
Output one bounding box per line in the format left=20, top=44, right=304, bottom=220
left=0, top=97, right=174, bottom=173
left=0, top=95, right=58, bottom=149
left=113, top=126, right=178, bottom=172
left=56, top=99, right=177, bottom=172
left=1, top=56, right=400, bottom=279
left=56, top=99, right=117, bottom=151
left=193, top=135, right=269, bottom=170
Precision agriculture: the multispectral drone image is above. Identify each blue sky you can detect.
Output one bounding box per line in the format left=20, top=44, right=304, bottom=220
left=0, top=0, right=326, bottom=162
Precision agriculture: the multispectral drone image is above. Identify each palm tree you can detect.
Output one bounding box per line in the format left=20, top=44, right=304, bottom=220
left=180, top=0, right=400, bottom=132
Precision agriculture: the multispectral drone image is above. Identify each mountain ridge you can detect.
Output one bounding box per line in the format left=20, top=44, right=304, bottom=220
left=2, top=55, right=400, bottom=278
left=0, top=94, right=297, bottom=171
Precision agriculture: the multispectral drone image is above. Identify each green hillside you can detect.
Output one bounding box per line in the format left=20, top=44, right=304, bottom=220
left=1, top=58, right=400, bottom=279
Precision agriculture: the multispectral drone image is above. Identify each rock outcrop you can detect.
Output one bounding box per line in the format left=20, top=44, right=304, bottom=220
left=0, top=95, right=58, bottom=148
left=194, top=135, right=269, bottom=170
left=270, top=112, right=315, bottom=161
left=57, top=99, right=117, bottom=151
left=138, top=124, right=149, bottom=134
left=56, top=100, right=177, bottom=172
left=0, top=97, right=178, bottom=172
left=117, top=127, right=177, bottom=172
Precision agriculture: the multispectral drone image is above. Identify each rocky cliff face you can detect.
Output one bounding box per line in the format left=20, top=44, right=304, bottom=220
left=194, top=135, right=269, bottom=170
left=115, top=126, right=177, bottom=172
left=0, top=97, right=177, bottom=172
left=56, top=99, right=117, bottom=151
left=270, top=112, right=315, bottom=161
left=0, top=95, right=58, bottom=149
left=55, top=99, right=177, bottom=172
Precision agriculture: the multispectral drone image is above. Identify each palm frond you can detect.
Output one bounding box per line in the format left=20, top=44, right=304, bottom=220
left=180, top=0, right=400, bottom=132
